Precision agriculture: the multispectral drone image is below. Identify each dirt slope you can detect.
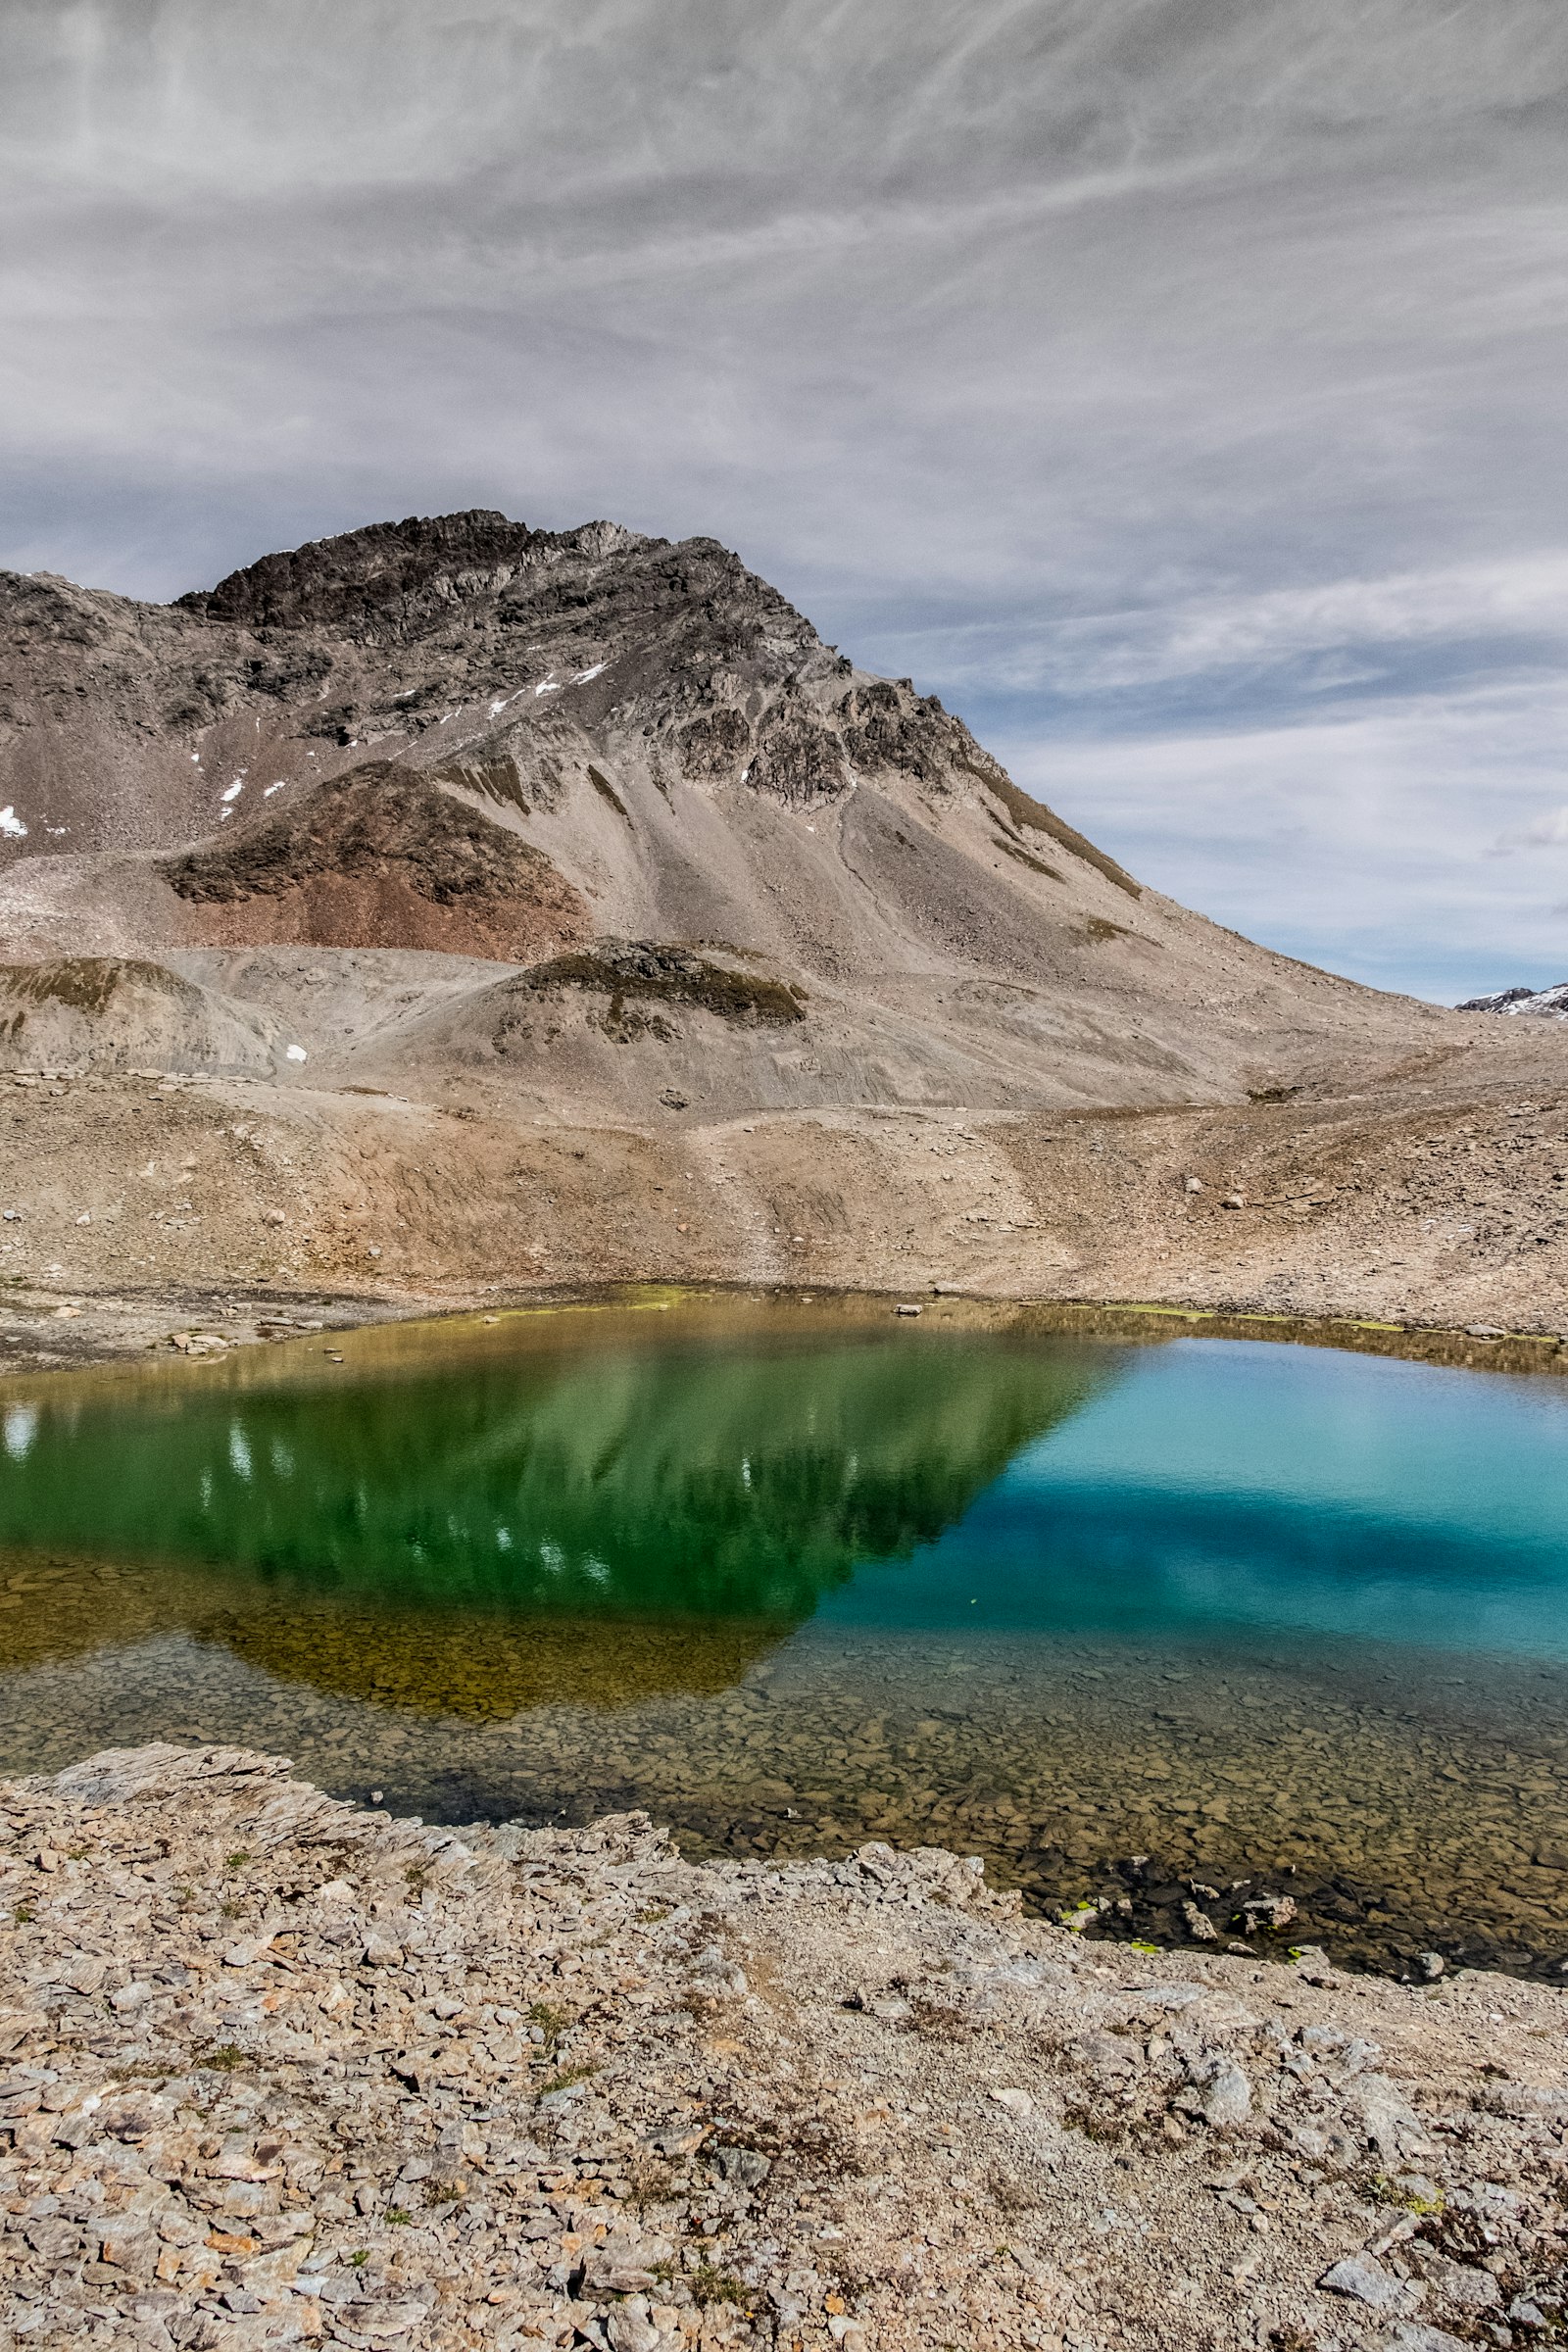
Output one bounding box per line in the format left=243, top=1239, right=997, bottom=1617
left=0, top=508, right=1560, bottom=1346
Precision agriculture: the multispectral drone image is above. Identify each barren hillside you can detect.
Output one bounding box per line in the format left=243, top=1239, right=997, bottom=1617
left=0, top=509, right=1561, bottom=1358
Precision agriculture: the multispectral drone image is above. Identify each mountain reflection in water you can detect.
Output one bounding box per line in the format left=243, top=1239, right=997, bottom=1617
left=6, top=1302, right=1568, bottom=1977
left=0, top=1301, right=1109, bottom=1712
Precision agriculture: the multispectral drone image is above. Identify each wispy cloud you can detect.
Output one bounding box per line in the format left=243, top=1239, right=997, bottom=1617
left=858, top=556, right=1568, bottom=703
left=1, top=0, right=1567, bottom=994
left=990, top=679, right=1568, bottom=1003
left=1493, top=804, right=1568, bottom=857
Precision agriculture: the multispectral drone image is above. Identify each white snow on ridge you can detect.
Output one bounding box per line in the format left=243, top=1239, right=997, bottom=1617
left=1459, top=980, right=1568, bottom=1019
left=533, top=678, right=561, bottom=697
left=574, top=662, right=608, bottom=683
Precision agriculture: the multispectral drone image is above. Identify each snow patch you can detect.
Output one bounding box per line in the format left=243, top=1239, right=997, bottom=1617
left=285, top=1044, right=308, bottom=1063
left=0, top=807, right=28, bottom=839
left=263, top=781, right=287, bottom=797
left=220, top=782, right=244, bottom=804
left=1459, top=980, right=1568, bottom=1020
left=533, top=678, right=561, bottom=697
left=574, top=662, right=608, bottom=683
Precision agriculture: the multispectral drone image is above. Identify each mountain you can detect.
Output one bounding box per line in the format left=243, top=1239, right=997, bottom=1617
left=1459, top=983, right=1568, bottom=1020
left=0, top=509, right=1563, bottom=1348
left=0, top=508, right=1436, bottom=1100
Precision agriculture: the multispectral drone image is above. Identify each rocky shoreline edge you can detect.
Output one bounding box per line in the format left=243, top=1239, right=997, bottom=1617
left=0, top=1276, right=1563, bottom=1385
left=2, top=1747, right=1566, bottom=2352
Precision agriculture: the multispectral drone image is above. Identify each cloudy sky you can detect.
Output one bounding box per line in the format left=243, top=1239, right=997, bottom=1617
left=5, top=0, right=1568, bottom=1000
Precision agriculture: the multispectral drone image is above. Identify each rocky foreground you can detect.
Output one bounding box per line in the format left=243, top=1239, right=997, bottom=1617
left=2, top=1751, right=1567, bottom=2352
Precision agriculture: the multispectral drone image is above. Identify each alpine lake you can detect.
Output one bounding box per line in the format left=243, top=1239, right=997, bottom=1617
left=3, top=1289, right=1567, bottom=1983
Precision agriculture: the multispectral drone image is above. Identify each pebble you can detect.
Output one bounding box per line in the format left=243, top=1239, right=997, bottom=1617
left=2, top=1742, right=1566, bottom=2351
left=1197, top=2057, right=1251, bottom=2127
left=1320, top=2252, right=1419, bottom=2313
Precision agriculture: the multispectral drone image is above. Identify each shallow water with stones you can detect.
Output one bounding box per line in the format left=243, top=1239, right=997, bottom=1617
left=2, top=1290, right=1566, bottom=1979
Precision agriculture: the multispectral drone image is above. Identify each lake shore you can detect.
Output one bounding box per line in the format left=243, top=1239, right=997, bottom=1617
left=0, top=1050, right=1564, bottom=1391
left=0, top=1273, right=1562, bottom=1386
left=3, top=1744, right=1567, bottom=2352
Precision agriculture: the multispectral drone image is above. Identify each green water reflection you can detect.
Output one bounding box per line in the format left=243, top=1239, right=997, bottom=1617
left=0, top=1298, right=1108, bottom=1709
left=9, top=1298, right=1568, bottom=1978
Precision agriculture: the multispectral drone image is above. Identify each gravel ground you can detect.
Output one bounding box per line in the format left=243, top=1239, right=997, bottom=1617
left=3, top=1747, right=1567, bottom=2352
left=0, top=1049, right=1565, bottom=1389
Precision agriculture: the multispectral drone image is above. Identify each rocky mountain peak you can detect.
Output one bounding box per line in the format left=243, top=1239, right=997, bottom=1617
left=174, top=509, right=659, bottom=641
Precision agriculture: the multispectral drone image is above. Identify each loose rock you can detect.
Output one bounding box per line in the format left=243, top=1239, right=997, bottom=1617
left=2, top=1743, right=1567, bottom=2351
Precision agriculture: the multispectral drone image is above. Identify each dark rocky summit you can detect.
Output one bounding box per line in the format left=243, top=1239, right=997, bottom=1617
left=0, top=509, right=1017, bottom=863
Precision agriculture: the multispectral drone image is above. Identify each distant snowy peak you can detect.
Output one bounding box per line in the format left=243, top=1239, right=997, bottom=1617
left=1459, top=981, right=1568, bottom=1019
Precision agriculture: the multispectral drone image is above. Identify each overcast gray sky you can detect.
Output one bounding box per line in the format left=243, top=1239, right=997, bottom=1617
left=5, top=0, right=1567, bottom=1000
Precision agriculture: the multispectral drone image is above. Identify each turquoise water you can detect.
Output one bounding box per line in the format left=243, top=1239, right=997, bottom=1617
left=1, top=1297, right=1566, bottom=1973
left=823, top=1338, right=1568, bottom=1655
